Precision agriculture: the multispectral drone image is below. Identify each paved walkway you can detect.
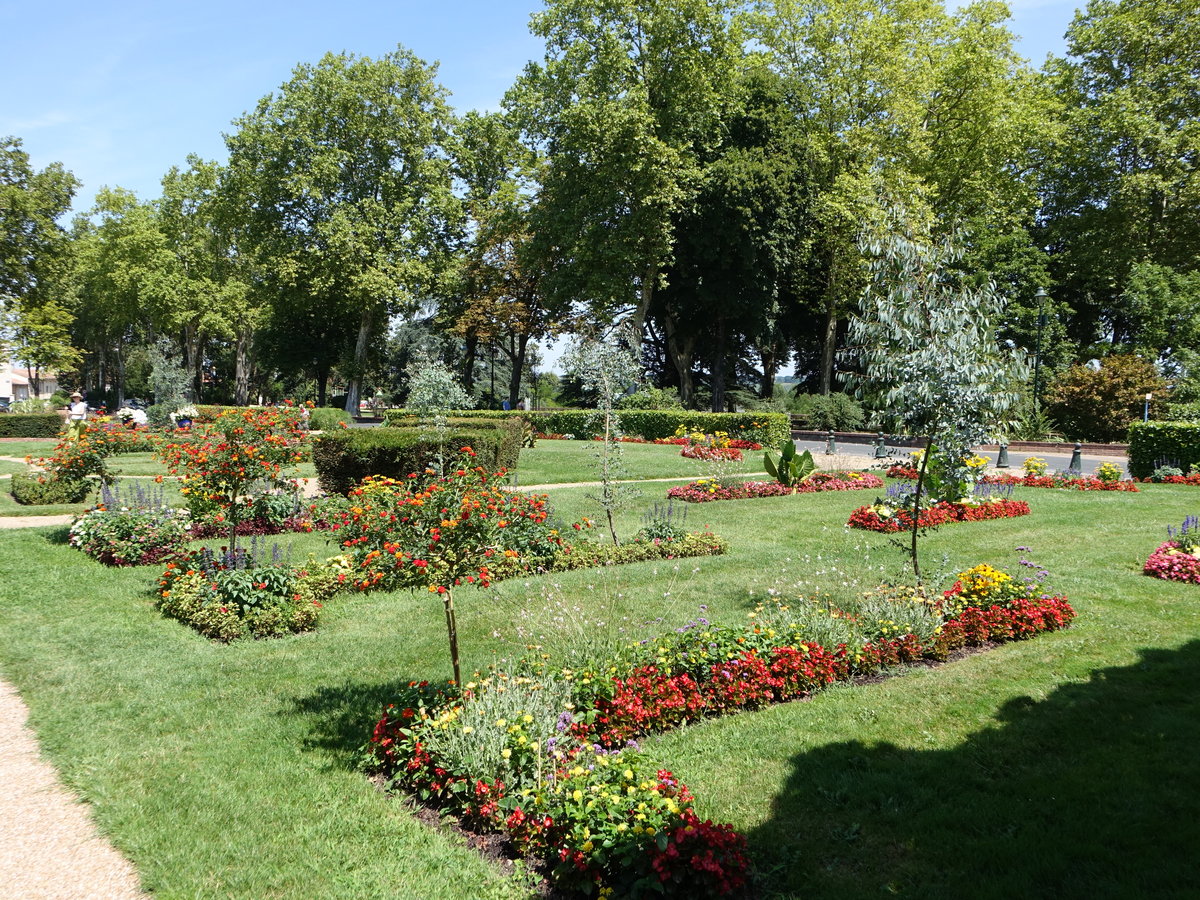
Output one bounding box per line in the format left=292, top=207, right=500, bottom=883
left=0, top=680, right=146, bottom=899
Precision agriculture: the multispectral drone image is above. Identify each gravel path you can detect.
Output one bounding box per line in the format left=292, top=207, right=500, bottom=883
left=0, top=680, right=147, bottom=900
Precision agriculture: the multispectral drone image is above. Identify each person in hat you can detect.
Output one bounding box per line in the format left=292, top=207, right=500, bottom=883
left=68, top=391, right=88, bottom=422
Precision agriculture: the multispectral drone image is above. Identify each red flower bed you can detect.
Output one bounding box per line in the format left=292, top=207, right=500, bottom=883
left=681, top=445, right=743, bottom=462
left=588, top=595, right=1074, bottom=746
left=368, top=582, right=1074, bottom=897
left=847, top=499, right=1031, bottom=532
left=886, top=464, right=920, bottom=479
left=983, top=473, right=1139, bottom=492
left=793, top=472, right=884, bottom=493
left=1144, top=541, right=1200, bottom=583
left=1138, top=473, right=1200, bottom=485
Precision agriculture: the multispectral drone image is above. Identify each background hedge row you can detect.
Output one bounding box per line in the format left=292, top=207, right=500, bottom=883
left=1128, top=421, right=1200, bottom=477
left=0, top=413, right=63, bottom=438
left=382, top=409, right=790, bottom=445
left=311, top=427, right=513, bottom=495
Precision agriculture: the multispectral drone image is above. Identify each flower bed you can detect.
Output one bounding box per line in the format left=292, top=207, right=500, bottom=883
left=1144, top=542, right=1200, bottom=583
left=983, top=473, right=1140, bottom=492
left=367, top=563, right=1073, bottom=897
left=667, top=472, right=883, bottom=503
left=886, top=464, right=920, bottom=479
left=1139, top=473, right=1200, bottom=485
left=157, top=546, right=349, bottom=640
left=70, top=504, right=191, bottom=566
left=848, top=499, right=1031, bottom=532
left=680, top=445, right=743, bottom=462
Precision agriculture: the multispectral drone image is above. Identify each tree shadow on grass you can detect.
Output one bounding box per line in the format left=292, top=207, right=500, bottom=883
left=288, top=676, right=431, bottom=769
left=748, top=641, right=1200, bottom=899
left=41, top=524, right=70, bottom=544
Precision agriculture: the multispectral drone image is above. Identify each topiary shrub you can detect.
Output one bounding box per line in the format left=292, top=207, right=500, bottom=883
left=11, top=473, right=93, bottom=504
left=311, top=427, right=505, bottom=495
left=1045, top=355, right=1167, bottom=442
left=0, top=413, right=63, bottom=438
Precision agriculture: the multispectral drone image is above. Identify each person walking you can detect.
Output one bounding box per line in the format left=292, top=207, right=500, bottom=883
left=66, top=391, right=88, bottom=439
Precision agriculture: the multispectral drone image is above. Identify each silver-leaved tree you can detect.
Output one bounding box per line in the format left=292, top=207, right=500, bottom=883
left=563, top=325, right=643, bottom=545
left=844, top=205, right=1027, bottom=580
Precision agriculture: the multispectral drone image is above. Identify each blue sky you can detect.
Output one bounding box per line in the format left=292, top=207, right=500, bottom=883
left=3, top=1, right=1083, bottom=211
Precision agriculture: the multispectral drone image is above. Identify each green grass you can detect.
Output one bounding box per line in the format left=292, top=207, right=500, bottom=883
left=0, top=477, right=1198, bottom=898
left=512, top=439, right=768, bottom=485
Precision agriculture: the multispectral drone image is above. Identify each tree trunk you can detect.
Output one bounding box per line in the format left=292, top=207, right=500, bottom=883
left=630, top=262, right=658, bottom=341
left=115, top=337, right=125, bottom=408
left=662, top=312, right=695, bottom=408
left=181, top=324, right=204, bottom=402
left=711, top=317, right=727, bottom=412
left=316, top=366, right=328, bottom=408
left=443, top=589, right=462, bottom=686
left=234, top=328, right=254, bottom=406
left=462, top=334, right=478, bottom=392
left=760, top=344, right=780, bottom=399
left=344, top=308, right=373, bottom=414
left=819, top=303, right=837, bottom=396
left=507, top=333, right=529, bottom=408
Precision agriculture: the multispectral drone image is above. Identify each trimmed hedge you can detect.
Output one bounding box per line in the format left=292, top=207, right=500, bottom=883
left=379, top=416, right=523, bottom=471
left=308, top=408, right=352, bottom=430
left=1128, top=421, right=1200, bottom=478
left=0, top=413, right=63, bottom=438
left=312, top=428, right=506, bottom=495
left=10, top=473, right=92, bottom=504
left=383, top=408, right=791, bottom=445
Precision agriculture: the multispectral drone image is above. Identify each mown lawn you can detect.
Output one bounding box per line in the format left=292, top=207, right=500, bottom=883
left=0, top=451, right=1197, bottom=898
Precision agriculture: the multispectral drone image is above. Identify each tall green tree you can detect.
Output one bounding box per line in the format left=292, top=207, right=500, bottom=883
left=225, top=47, right=461, bottom=413
left=746, top=0, right=1048, bottom=392
left=510, top=0, right=742, bottom=337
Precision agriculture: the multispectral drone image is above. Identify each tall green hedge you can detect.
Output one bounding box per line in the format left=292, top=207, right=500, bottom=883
left=381, top=417, right=523, bottom=470
left=0, top=413, right=63, bottom=438
left=311, top=428, right=507, bottom=495
left=381, top=409, right=790, bottom=445
left=1128, top=421, right=1200, bottom=477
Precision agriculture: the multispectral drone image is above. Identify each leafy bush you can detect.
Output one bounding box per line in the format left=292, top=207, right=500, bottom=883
left=157, top=548, right=348, bottom=641
left=10, top=472, right=93, bottom=504
left=69, top=501, right=190, bottom=566
left=791, top=392, right=865, bottom=431
left=1128, top=421, right=1200, bottom=478
left=385, top=415, right=523, bottom=471
left=0, top=413, right=62, bottom=438
left=1045, top=354, right=1167, bottom=442
left=615, top=385, right=684, bottom=410
left=308, top=407, right=351, bottom=430
left=312, top=427, right=505, bottom=495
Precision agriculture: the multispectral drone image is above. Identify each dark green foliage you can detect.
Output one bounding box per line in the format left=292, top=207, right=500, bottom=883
left=311, top=428, right=505, bottom=495
left=791, top=393, right=865, bottom=431
left=1128, top=421, right=1200, bottom=478
left=0, top=413, right=63, bottom=438
left=10, top=473, right=92, bottom=504
left=381, top=415, right=523, bottom=471
left=308, top=408, right=351, bottom=430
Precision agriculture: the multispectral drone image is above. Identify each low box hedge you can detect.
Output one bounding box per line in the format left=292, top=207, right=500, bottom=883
left=379, top=415, right=523, bottom=471
left=0, top=413, right=64, bottom=438
left=1128, top=421, right=1200, bottom=477
left=10, top=473, right=93, bottom=504
left=312, top=428, right=506, bottom=495
left=382, top=409, right=790, bottom=445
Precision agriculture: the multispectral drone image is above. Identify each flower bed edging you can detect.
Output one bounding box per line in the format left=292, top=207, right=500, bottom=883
left=847, top=499, right=1031, bottom=532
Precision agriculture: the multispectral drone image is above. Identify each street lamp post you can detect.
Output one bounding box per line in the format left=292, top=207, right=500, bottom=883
left=1032, top=287, right=1048, bottom=414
